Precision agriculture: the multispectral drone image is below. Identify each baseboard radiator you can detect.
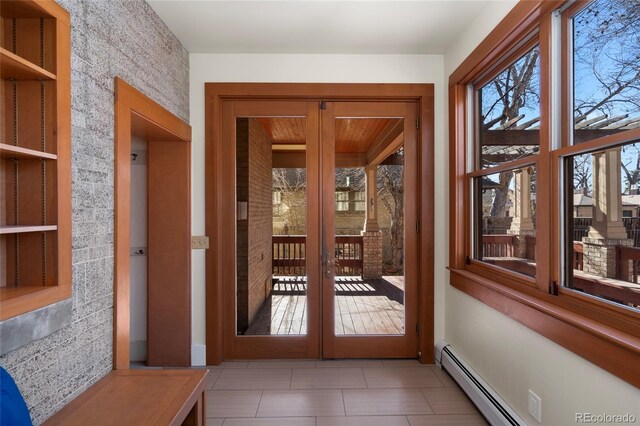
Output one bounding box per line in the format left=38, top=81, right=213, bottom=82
left=435, top=340, right=526, bottom=426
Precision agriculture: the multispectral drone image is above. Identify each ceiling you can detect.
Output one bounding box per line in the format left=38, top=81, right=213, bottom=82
left=256, top=117, right=402, bottom=154
left=147, top=1, right=494, bottom=54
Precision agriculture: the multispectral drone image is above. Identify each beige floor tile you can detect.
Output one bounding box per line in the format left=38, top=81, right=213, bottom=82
left=317, top=415, right=410, bottom=425
left=248, top=360, right=316, bottom=369
left=363, top=367, right=442, bottom=388
left=213, top=368, right=292, bottom=390
left=291, top=367, right=366, bottom=389
left=316, top=359, right=384, bottom=368
left=407, top=414, right=488, bottom=425
left=257, top=390, right=345, bottom=417
left=428, top=366, right=457, bottom=387
left=206, top=418, right=224, bottom=426
left=343, top=388, right=433, bottom=416
left=222, top=418, right=315, bottom=426
left=420, top=388, right=477, bottom=414
left=206, top=390, right=262, bottom=417
left=206, top=368, right=223, bottom=389
left=220, top=361, right=250, bottom=368
left=382, top=360, right=424, bottom=367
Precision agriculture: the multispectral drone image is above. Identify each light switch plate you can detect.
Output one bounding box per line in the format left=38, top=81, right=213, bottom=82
left=192, top=236, right=209, bottom=250
left=528, top=389, right=542, bottom=423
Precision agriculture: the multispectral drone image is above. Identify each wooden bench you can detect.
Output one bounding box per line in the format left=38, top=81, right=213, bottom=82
left=44, top=369, right=208, bottom=426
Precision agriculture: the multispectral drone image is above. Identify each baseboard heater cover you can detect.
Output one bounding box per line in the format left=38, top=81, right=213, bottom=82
left=435, top=340, right=526, bottom=426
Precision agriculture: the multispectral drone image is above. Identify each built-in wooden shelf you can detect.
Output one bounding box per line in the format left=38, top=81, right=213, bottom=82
left=0, top=286, right=45, bottom=302
left=0, top=143, right=57, bottom=160
left=0, top=47, right=56, bottom=81
left=0, top=225, right=57, bottom=235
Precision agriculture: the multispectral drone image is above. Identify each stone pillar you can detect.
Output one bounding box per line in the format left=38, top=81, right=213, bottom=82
left=364, top=165, right=380, bottom=233
left=582, top=148, right=633, bottom=278
left=507, top=168, right=536, bottom=259
left=362, top=231, right=383, bottom=279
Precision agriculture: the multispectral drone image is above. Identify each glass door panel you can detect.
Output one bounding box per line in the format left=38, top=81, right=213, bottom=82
left=223, top=101, right=320, bottom=359
left=236, top=117, right=308, bottom=336
left=322, top=102, right=418, bottom=358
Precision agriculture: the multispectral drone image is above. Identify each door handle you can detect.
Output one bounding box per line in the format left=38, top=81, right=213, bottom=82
left=325, top=256, right=332, bottom=279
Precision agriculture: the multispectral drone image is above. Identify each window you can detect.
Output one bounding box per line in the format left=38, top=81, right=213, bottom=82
left=449, top=0, right=640, bottom=387
left=335, top=191, right=349, bottom=212
left=469, top=44, right=540, bottom=280
left=354, top=191, right=366, bottom=211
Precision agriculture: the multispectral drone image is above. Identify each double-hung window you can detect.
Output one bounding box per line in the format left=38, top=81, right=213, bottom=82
left=449, top=0, right=640, bottom=387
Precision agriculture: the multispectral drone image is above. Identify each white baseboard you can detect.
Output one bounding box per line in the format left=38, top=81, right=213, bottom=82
left=191, top=344, right=206, bottom=366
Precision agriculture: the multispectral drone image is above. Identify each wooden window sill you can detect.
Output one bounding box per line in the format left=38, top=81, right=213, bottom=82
left=448, top=267, right=640, bottom=388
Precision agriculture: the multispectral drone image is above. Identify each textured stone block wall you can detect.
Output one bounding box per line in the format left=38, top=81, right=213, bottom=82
left=247, top=119, right=273, bottom=324
left=0, top=1, right=188, bottom=423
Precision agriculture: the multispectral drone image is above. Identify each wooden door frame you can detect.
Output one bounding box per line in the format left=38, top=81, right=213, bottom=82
left=114, top=78, right=192, bottom=369
left=205, top=83, right=434, bottom=365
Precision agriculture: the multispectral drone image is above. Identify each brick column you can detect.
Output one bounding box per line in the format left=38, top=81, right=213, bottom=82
left=507, top=168, right=535, bottom=258
left=582, top=148, right=633, bottom=278
left=361, top=231, right=383, bottom=279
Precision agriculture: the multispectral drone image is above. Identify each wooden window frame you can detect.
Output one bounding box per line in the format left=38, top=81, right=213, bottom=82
left=449, top=0, right=640, bottom=388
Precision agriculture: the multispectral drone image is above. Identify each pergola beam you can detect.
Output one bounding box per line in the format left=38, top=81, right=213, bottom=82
left=273, top=151, right=367, bottom=168
left=481, top=128, right=627, bottom=146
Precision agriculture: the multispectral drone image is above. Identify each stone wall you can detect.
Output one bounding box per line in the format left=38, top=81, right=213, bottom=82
left=247, top=119, right=273, bottom=324
left=0, top=1, right=188, bottom=423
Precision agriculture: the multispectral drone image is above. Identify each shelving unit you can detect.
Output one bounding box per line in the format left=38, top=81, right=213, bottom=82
left=0, top=0, right=71, bottom=320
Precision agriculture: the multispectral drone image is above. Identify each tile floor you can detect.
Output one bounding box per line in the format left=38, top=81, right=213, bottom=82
left=203, top=359, right=487, bottom=426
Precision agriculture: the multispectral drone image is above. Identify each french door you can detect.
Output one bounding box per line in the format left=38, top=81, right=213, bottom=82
left=221, top=99, right=418, bottom=359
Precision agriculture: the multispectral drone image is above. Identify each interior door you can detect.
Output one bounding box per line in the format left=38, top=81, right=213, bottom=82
left=321, top=101, right=419, bottom=358
left=222, top=100, right=321, bottom=359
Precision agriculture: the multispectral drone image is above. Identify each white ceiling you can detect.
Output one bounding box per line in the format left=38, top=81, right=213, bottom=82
left=147, top=0, right=495, bottom=54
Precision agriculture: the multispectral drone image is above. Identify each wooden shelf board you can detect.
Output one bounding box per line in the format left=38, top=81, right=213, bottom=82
left=0, top=47, right=56, bottom=80
left=0, top=225, right=57, bottom=235
left=0, top=143, right=57, bottom=160
left=0, top=286, right=53, bottom=302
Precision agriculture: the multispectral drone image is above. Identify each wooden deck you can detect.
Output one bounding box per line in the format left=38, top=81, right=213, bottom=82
left=244, top=276, right=405, bottom=336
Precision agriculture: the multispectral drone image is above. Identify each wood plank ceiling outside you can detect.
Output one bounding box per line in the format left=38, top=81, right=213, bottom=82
left=256, top=117, right=403, bottom=154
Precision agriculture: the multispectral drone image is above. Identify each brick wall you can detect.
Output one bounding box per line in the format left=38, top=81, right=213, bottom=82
left=235, top=119, right=273, bottom=331
left=236, top=119, right=250, bottom=332
left=247, top=119, right=273, bottom=324
left=0, top=1, right=189, bottom=423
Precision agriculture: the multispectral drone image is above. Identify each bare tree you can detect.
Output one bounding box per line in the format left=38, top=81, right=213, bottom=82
left=272, top=168, right=307, bottom=235
left=481, top=47, right=540, bottom=216
left=622, top=144, right=640, bottom=193
left=573, top=154, right=593, bottom=193
left=378, top=161, right=404, bottom=272
left=573, top=0, right=640, bottom=120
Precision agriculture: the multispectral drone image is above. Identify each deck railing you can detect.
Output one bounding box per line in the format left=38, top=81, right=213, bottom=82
left=481, top=235, right=516, bottom=258
left=272, top=235, right=363, bottom=276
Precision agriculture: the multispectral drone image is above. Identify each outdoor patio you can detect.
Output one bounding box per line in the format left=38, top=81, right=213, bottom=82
left=244, top=275, right=405, bottom=336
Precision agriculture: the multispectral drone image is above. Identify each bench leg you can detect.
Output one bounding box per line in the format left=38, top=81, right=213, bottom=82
left=181, top=391, right=205, bottom=426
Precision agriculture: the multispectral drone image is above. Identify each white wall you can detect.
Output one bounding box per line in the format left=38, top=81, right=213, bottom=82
left=443, top=2, right=640, bottom=425
left=189, top=53, right=446, bottom=350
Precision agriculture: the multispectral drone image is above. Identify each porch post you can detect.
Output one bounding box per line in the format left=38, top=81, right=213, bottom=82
left=364, top=165, right=380, bottom=232
left=582, top=148, right=632, bottom=278
left=507, top=168, right=535, bottom=259
left=362, top=165, right=382, bottom=279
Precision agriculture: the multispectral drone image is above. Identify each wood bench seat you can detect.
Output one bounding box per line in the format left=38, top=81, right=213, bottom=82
left=44, top=369, right=208, bottom=426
